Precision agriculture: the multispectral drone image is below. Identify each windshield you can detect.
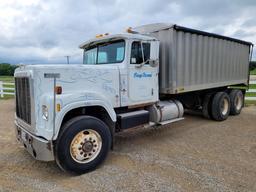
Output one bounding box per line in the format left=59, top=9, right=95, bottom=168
left=83, top=40, right=125, bottom=64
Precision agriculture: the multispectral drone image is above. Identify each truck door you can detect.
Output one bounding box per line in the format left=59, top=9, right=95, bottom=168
left=127, top=40, right=159, bottom=106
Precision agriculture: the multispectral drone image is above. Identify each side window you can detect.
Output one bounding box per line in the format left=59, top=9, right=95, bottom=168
left=98, top=52, right=107, bottom=63
left=131, top=42, right=143, bottom=64
left=84, top=47, right=97, bottom=64
left=116, top=47, right=124, bottom=61
left=130, top=41, right=150, bottom=64
left=142, top=43, right=150, bottom=63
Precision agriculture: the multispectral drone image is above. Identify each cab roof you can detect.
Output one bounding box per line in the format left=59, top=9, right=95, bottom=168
left=79, top=33, right=157, bottom=49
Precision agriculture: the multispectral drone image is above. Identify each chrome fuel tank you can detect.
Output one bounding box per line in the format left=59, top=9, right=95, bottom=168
left=147, top=100, right=184, bottom=123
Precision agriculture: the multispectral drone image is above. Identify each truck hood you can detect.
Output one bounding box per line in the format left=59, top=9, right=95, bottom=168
left=14, top=64, right=121, bottom=139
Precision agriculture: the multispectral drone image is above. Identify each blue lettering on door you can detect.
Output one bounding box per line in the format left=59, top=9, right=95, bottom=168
left=134, top=72, right=152, bottom=78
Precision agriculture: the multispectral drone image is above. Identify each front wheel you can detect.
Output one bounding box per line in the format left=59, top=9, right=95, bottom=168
left=55, top=116, right=112, bottom=174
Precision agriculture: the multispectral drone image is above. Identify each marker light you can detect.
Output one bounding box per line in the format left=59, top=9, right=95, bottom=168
left=56, top=103, right=61, bottom=112
left=95, top=33, right=109, bottom=38
left=55, top=86, right=62, bottom=94
left=126, top=27, right=133, bottom=33
left=96, top=34, right=103, bottom=38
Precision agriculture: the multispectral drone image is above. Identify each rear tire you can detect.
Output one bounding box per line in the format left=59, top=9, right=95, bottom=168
left=229, top=89, right=244, bottom=115
left=202, top=93, right=213, bottom=119
left=211, top=92, right=230, bottom=121
left=55, top=116, right=111, bottom=174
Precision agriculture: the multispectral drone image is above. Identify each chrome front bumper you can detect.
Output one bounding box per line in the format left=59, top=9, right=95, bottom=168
left=15, top=121, right=55, bottom=161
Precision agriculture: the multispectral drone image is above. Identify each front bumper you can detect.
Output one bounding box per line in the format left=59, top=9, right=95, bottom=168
left=15, top=121, right=55, bottom=161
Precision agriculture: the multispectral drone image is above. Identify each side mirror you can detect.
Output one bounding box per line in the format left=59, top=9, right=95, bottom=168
left=150, top=40, right=160, bottom=61
left=149, top=59, right=159, bottom=67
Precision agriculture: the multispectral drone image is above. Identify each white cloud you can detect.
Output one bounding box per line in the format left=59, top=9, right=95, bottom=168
left=0, top=0, right=255, bottom=64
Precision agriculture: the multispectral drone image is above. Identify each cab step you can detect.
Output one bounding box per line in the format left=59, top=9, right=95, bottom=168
left=117, top=110, right=149, bottom=130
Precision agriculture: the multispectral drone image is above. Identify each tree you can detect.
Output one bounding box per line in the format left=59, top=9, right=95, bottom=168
left=0, top=63, right=18, bottom=76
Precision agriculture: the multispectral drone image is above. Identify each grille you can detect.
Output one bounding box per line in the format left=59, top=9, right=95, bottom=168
left=15, top=77, right=31, bottom=124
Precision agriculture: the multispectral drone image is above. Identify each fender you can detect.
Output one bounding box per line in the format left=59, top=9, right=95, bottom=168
left=53, top=93, right=117, bottom=140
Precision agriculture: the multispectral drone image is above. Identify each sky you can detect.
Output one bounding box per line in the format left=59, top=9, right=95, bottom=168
left=0, top=0, right=255, bottom=64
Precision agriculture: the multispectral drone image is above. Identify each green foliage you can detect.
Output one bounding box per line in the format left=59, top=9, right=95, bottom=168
left=250, top=68, right=256, bottom=75
left=250, top=61, right=256, bottom=71
left=0, top=63, right=18, bottom=76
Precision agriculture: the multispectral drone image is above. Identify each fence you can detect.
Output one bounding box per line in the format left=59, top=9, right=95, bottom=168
left=0, top=81, right=15, bottom=98
left=0, top=80, right=256, bottom=100
left=245, top=80, right=256, bottom=101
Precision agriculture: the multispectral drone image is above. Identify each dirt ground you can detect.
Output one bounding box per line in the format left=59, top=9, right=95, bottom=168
left=0, top=99, right=256, bottom=192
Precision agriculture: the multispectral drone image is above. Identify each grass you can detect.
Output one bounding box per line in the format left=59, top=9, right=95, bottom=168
left=250, top=68, right=256, bottom=75
left=245, top=92, right=256, bottom=97
left=249, top=84, right=256, bottom=89
left=0, top=76, right=14, bottom=82
left=245, top=100, right=256, bottom=106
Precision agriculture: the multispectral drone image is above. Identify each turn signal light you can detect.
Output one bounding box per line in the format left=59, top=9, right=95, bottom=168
left=55, top=86, right=62, bottom=94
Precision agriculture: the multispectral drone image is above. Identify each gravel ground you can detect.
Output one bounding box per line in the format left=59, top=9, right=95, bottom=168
left=1, top=99, right=256, bottom=192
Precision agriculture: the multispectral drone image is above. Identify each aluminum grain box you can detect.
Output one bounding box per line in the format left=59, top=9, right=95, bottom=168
left=134, top=24, right=253, bottom=94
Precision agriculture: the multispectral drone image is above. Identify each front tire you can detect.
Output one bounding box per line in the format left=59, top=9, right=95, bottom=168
left=55, top=116, right=111, bottom=174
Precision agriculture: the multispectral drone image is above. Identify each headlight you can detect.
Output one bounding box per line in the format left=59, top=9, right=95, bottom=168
left=42, top=105, right=49, bottom=120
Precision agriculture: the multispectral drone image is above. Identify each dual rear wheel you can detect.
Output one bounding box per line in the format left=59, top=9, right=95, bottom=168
left=202, top=89, right=244, bottom=121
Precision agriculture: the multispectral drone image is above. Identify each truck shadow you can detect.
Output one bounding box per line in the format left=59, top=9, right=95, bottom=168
left=113, top=113, right=211, bottom=151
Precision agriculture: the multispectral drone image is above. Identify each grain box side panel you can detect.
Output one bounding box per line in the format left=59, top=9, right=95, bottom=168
left=170, top=30, right=250, bottom=94
left=149, top=26, right=251, bottom=94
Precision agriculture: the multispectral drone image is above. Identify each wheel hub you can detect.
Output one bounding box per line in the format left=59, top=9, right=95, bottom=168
left=221, top=98, right=229, bottom=115
left=235, top=94, right=242, bottom=111
left=70, top=129, right=102, bottom=164
left=82, top=141, right=93, bottom=152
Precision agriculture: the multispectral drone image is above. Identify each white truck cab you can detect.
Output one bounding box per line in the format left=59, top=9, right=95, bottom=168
left=14, top=23, right=251, bottom=174
left=80, top=33, right=160, bottom=107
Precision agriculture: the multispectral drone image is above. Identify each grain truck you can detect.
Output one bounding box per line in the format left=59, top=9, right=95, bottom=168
left=14, top=23, right=253, bottom=174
